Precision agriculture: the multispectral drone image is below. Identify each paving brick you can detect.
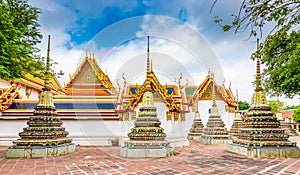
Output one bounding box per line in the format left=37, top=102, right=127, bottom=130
left=0, top=138, right=300, bottom=174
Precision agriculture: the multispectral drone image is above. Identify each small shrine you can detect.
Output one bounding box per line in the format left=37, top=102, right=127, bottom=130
left=6, top=36, right=75, bottom=158
left=187, top=100, right=204, bottom=140
left=229, top=92, right=243, bottom=138
left=228, top=55, right=300, bottom=158
left=200, top=80, right=232, bottom=145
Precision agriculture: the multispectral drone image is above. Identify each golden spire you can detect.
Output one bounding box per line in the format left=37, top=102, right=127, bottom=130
left=44, top=35, right=51, bottom=90
left=37, top=35, right=54, bottom=107
left=145, top=36, right=152, bottom=91
left=255, top=57, right=263, bottom=92
left=147, top=36, right=151, bottom=73
left=252, top=39, right=266, bottom=106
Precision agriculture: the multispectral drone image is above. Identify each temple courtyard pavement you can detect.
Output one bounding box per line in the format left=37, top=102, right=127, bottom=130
left=0, top=137, right=300, bottom=175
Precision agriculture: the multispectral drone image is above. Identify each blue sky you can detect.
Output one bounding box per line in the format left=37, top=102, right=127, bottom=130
left=28, top=0, right=299, bottom=105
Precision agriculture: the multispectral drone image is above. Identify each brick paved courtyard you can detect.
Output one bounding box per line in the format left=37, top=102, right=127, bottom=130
left=1, top=139, right=300, bottom=175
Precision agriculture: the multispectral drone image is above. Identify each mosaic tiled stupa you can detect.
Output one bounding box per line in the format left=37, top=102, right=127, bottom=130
left=120, top=47, right=175, bottom=158
left=228, top=57, right=300, bottom=158
left=187, top=100, right=204, bottom=140
left=229, top=92, right=243, bottom=138
left=200, top=81, right=232, bottom=145
left=6, top=36, right=75, bottom=158
left=120, top=87, right=174, bottom=157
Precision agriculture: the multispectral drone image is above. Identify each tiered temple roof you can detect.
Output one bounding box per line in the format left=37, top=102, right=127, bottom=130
left=117, top=36, right=187, bottom=121
left=1, top=51, right=118, bottom=120
left=186, top=72, right=237, bottom=111
left=64, top=53, right=116, bottom=96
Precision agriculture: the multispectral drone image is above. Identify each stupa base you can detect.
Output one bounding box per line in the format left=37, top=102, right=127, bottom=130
left=6, top=143, right=75, bottom=158
left=120, top=140, right=174, bottom=158
left=228, top=144, right=300, bottom=158
left=200, top=137, right=232, bottom=145
left=187, top=135, right=202, bottom=141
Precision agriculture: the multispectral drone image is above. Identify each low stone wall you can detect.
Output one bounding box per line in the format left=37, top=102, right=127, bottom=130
left=6, top=143, right=75, bottom=158
left=228, top=144, right=300, bottom=158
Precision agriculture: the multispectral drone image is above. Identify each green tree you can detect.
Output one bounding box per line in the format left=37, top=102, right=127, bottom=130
left=212, top=0, right=300, bottom=98
left=238, top=101, right=250, bottom=110
left=266, top=100, right=283, bottom=114
left=292, top=107, right=300, bottom=124
left=0, top=0, right=44, bottom=80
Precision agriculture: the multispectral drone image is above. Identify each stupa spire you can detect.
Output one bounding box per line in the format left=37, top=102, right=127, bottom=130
left=44, top=35, right=51, bottom=90
left=252, top=39, right=266, bottom=106
left=147, top=36, right=151, bottom=73
left=37, top=35, right=54, bottom=107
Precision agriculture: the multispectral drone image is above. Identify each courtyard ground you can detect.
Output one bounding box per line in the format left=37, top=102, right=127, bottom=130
left=0, top=137, right=300, bottom=175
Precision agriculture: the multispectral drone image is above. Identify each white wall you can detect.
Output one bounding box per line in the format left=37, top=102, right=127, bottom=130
left=0, top=100, right=235, bottom=147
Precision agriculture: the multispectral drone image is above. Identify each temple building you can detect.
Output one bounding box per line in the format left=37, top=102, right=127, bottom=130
left=0, top=36, right=237, bottom=147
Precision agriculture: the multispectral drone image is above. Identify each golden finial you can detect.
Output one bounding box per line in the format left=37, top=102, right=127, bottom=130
left=185, top=79, right=188, bottom=87
left=85, top=50, right=88, bottom=58
left=178, top=72, right=182, bottom=85
left=116, top=79, right=120, bottom=92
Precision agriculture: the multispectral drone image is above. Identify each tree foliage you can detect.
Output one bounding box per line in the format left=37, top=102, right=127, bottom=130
left=0, top=0, right=44, bottom=80
left=212, top=0, right=300, bottom=98
left=262, top=30, right=300, bottom=98
left=292, top=107, right=300, bottom=124
left=266, top=100, right=283, bottom=114
left=238, top=101, right=250, bottom=110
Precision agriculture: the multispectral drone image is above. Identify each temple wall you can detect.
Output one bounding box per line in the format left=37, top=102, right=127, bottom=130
left=0, top=100, right=235, bottom=147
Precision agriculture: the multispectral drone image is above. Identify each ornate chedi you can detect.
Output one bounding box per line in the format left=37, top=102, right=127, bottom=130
left=228, top=54, right=300, bottom=158
left=229, top=91, right=243, bottom=138
left=6, top=35, right=75, bottom=158
left=200, top=81, right=232, bottom=144
left=120, top=41, right=174, bottom=157
left=187, top=100, right=204, bottom=140
left=120, top=90, right=174, bottom=157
